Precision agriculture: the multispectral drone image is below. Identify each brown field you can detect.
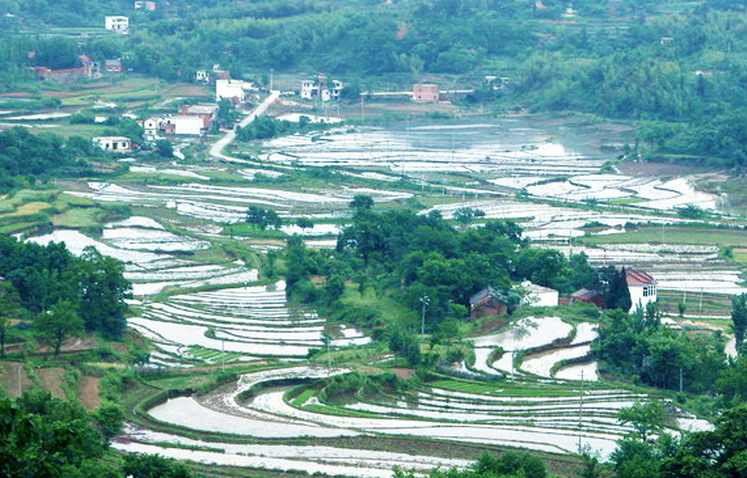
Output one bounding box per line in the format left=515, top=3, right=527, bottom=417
left=37, top=367, right=67, bottom=399
left=77, top=375, right=101, bottom=409
left=0, top=362, right=33, bottom=397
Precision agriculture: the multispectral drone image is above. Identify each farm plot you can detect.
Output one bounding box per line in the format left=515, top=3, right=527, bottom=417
left=471, top=317, right=574, bottom=375
left=27, top=227, right=255, bottom=296
left=114, top=424, right=469, bottom=478
left=133, top=365, right=698, bottom=463
left=131, top=282, right=369, bottom=365
left=425, top=200, right=687, bottom=241
left=261, top=123, right=605, bottom=176
left=64, top=181, right=410, bottom=224
left=506, top=174, right=721, bottom=211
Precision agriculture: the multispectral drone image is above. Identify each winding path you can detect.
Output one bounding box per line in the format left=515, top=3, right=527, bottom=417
left=210, top=90, right=281, bottom=164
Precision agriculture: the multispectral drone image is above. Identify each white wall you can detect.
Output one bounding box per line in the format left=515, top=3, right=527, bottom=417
left=216, top=79, right=245, bottom=102
left=629, top=285, right=657, bottom=313
left=174, top=116, right=203, bottom=136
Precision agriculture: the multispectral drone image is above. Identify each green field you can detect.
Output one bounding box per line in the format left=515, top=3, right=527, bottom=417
left=581, top=226, right=747, bottom=247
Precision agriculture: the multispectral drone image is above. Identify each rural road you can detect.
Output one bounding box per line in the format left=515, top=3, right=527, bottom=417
left=210, top=90, right=280, bottom=164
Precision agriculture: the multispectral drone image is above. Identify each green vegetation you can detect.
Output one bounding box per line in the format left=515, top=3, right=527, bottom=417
left=0, top=127, right=96, bottom=192
left=0, top=236, right=131, bottom=339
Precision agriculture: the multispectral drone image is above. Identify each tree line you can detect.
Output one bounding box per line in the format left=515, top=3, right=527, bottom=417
left=0, top=235, right=131, bottom=355
left=0, top=127, right=97, bottom=193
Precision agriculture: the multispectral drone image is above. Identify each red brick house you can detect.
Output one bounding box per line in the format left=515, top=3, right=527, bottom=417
left=413, top=83, right=440, bottom=102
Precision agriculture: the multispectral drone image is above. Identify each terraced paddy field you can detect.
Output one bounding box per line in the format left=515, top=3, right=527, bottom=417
left=6, top=108, right=741, bottom=476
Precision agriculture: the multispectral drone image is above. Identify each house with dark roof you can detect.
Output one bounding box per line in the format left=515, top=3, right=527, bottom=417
left=469, top=287, right=509, bottom=319
left=570, top=288, right=604, bottom=308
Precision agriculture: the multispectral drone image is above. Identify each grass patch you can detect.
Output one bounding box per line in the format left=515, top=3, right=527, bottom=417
left=52, top=206, right=104, bottom=228
left=580, top=226, right=747, bottom=247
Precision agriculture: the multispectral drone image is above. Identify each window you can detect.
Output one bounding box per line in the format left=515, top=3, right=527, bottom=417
left=643, top=285, right=655, bottom=297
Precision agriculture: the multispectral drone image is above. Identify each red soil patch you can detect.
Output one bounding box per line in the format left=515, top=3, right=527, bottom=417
left=77, top=376, right=101, bottom=410
left=37, top=367, right=66, bottom=399
left=390, top=368, right=414, bottom=380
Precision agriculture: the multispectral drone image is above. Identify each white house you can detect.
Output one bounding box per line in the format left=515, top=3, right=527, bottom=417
left=625, top=267, right=657, bottom=313
left=93, top=136, right=131, bottom=153
left=520, top=281, right=559, bottom=307
left=172, top=116, right=203, bottom=136
left=104, top=16, right=129, bottom=34
left=143, top=116, right=162, bottom=140
left=301, top=75, right=343, bottom=101
left=215, top=79, right=255, bottom=103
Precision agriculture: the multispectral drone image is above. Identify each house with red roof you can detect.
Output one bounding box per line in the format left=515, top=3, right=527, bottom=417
left=625, top=267, right=657, bottom=313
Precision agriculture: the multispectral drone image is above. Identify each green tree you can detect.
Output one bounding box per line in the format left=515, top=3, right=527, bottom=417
left=36, top=300, right=84, bottom=356
left=349, top=194, right=374, bottom=212
left=295, top=217, right=314, bottom=230
left=617, top=401, right=666, bottom=442
left=154, top=139, right=174, bottom=158
left=77, top=247, right=131, bottom=338
left=122, top=453, right=193, bottom=478
left=245, top=205, right=282, bottom=230
left=0, top=390, right=113, bottom=477
left=731, top=293, right=747, bottom=356
left=0, top=281, right=21, bottom=356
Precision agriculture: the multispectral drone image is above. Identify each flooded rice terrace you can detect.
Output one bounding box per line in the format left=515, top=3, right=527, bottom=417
left=264, top=116, right=609, bottom=175
left=21, top=113, right=728, bottom=474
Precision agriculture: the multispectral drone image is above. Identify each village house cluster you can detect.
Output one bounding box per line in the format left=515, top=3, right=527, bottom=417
left=301, top=74, right=344, bottom=101
left=469, top=267, right=658, bottom=319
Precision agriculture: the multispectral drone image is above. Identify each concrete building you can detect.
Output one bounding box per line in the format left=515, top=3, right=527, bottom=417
left=93, top=136, right=132, bottom=153
left=134, top=1, right=157, bottom=11
left=172, top=116, right=204, bottom=136
left=300, top=75, right=343, bottom=101
left=105, top=16, right=129, bottom=33
left=520, top=282, right=559, bottom=307
left=143, top=117, right=162, bottom=140
left=625, top=267, right=657, bottom=313
left=215, top=79, right=255, bottom=102
left=104, top=58, right=123, bottom=73
left=179, top=104, right=217, bottom=132
left=413, top=83, right=440, bottom=102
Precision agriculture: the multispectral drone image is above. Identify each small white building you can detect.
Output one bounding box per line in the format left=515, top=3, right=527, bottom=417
left=215, top=79, right=255, bottom=103
left=520, top=281, right=559, bottom=307
left=93, top=136, right=131, bottom=153
left=134, top=1, right=156, bottom=11
left=301, top=76, right=343, bottom=101
left=143, top=116, right=162, bottom=140
left=172, top=116, right=203, bottom=136
left=626, top=268, right=657, bottom=313
left=104, top=16, right=129, bottom=34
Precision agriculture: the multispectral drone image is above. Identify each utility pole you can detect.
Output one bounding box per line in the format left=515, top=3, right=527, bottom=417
left=578, top=370, right=585, bottom=454
left=420, top=295, right=430, bottom=336
left=269, top=68, right=274, bottom=91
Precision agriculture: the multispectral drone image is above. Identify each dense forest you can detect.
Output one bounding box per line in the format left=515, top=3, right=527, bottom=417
left=0, top=127, right=97, bottom=191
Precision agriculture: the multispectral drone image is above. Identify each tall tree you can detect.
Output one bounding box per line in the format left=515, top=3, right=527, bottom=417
left=36, top=300, right=84, bottom=356
left=731, top=293, right=747, bottom=356
left=0, top=281, right=21, bottom=356
left=77, top=247, right=131, bottom=338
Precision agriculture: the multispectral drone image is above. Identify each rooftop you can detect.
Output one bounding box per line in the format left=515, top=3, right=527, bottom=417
left=625, top=267, right=656, bottom=286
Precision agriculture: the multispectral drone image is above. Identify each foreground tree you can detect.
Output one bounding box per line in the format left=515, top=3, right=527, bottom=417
left=0, top=390, right=111, bottom=477
left=36, top=300, right=84, bottom=356
left=617, top=401, right=666, bottom=442
left=731, top=293, right=747, bottom=356
left=77, top=247, right=131, bottom=338
left=0, top=281, right=21, bottom=356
